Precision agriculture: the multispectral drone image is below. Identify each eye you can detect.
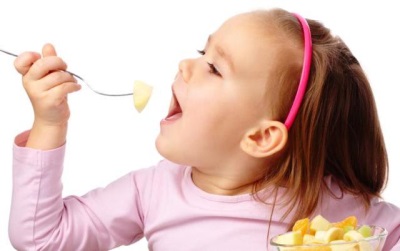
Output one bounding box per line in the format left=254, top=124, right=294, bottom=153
left=197, top=49, right=205, bottom=56
left=197, top=49, right=222, bottom=77
left=207, top=63, right=221, bottom=77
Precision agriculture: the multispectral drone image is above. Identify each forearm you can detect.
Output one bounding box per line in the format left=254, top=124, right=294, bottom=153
left=9, top=133, right=65, bottom=250
left=9, top=133, right=105, bottom=250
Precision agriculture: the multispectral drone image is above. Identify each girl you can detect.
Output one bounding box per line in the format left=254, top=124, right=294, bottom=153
left=9, top=8, right=400, bottom=251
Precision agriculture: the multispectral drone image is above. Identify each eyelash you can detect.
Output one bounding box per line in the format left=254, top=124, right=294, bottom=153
left=197, top=49, right=222, bottom=77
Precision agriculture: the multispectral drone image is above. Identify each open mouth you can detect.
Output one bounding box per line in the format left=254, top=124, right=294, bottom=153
left=164, top=89, right=183, bottom=121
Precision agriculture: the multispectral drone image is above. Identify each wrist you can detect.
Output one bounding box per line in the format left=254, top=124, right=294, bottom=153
left=26, top=121, right=68, bottom=150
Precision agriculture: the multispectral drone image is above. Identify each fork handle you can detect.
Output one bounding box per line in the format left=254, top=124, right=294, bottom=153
left=0, top=49, right=18, bottom=57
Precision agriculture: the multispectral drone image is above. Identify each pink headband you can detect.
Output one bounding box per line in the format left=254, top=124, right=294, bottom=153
left=284, top=13, right=313, bottom=129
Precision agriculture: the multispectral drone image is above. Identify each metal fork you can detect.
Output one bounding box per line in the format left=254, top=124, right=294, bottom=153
left=0, top=49, right=133, bottom=97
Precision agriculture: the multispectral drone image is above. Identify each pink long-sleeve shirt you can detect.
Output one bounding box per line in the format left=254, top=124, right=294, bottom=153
left=9, top=131, right=400, bottom=250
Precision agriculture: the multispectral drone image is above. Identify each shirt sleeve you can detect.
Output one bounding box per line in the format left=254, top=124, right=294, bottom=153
left=9, top=131, right=153, bottom=251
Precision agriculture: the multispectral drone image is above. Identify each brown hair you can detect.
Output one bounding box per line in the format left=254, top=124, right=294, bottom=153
left=255, top=9, right=389, bottom=227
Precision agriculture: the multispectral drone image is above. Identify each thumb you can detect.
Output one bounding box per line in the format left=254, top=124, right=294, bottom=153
left=42, top=43, right=57, bottom=57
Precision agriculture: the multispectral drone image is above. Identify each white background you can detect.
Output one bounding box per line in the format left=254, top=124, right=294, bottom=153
left=0, top=1, right=399, bottom=250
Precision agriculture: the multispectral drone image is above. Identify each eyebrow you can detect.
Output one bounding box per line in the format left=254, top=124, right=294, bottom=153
left=207, top=35, right=235, bottom=71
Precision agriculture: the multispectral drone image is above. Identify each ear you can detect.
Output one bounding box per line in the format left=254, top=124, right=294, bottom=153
left=240, top=120, right=288, bottom=158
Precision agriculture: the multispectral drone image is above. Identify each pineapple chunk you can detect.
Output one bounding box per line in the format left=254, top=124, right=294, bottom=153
left=310, top=215, right=333, bottom=234
left=275, top=231, right=303, bottom=245
left=133, top=80, right=153, bottom=112
left=315, top=227, right=344, bottom=243
left=343, top=230, right=364, bottom=241
left=303, top=234, right=319, bottom=244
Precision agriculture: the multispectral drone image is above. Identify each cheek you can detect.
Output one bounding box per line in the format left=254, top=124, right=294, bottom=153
left=183, top=93, right=225, bottom=129
left=183, top=98, right=245, bottom=144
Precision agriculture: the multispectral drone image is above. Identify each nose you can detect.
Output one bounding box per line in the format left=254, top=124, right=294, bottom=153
left=178, top=58, right=194, bottom=83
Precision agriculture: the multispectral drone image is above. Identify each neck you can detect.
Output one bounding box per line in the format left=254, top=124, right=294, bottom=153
left=191, top=165, right=265, bottom=196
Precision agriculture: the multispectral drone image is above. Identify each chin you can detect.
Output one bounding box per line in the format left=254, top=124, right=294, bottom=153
left=155, top=135, right=176, bottom=161
left=155, top=135, right=193, bottom=166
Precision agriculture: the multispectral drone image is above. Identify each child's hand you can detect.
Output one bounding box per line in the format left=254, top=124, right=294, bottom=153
left=14, top=43, right=81, bottom=149
left=15, top=43, right=80, bottom=127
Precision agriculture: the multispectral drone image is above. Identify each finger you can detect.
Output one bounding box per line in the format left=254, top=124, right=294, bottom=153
left=49, top=81, right=82, bottom=98
left=42, top=43, right=57, bottom=57
left=14, top=52, right=41, bottom=75
left=25, top=56, right=68, bottom=81
left=36, top=71, right=78, bottom=91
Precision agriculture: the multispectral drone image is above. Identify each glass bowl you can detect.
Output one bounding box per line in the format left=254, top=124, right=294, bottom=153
left=270, top=225, right=387, bottom=251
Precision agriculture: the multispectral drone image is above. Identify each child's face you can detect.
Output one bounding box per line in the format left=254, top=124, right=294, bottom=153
left=156, top=13, right=291, bottom=168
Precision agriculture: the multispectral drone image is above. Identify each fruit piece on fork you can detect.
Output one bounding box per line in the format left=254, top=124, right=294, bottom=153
left=133, top=80, right=153, bottom=112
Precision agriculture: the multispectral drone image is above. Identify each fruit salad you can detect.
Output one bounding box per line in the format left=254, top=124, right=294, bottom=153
left=270, top=215, right=387, bottom=250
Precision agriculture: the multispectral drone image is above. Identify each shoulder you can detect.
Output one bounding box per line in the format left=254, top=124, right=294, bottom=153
left=129, top=160, right=190, bottom=222
left=127, top=159, right=189, bottom=200
left=318, top=176, right=400, bottom=250
left=132, top=159, right=188, bottom=183
left=319, top=176, right=400, bottom=220
left=369, top=197, right=400, bottom=216
left=367, top=198, right=400, bottom=250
